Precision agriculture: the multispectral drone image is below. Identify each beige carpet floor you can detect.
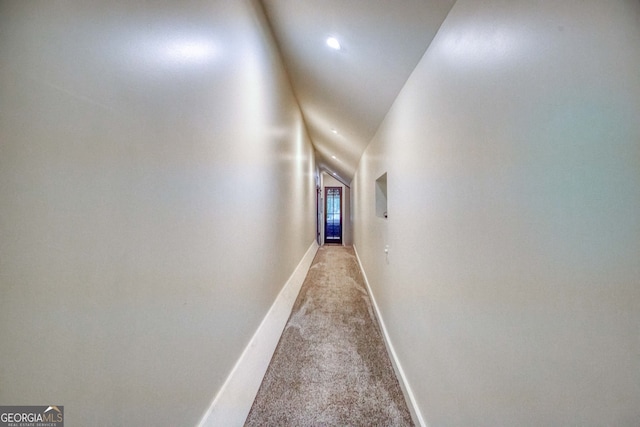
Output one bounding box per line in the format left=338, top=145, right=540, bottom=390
left=244, top=245, right=414, bottom=426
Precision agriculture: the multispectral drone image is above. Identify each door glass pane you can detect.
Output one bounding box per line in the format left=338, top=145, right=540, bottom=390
left=325, top=187, right=341, bottom=242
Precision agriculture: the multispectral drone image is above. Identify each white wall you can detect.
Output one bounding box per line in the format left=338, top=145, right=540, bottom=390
left=0, top=1, right=316, bottom=426
left=353, top=1, right=640, bottom=425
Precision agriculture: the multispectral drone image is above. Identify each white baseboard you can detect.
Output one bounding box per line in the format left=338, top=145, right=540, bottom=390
left=352, top=245, right=428, bottom=427
left=198, top=240, right=319, bottom=427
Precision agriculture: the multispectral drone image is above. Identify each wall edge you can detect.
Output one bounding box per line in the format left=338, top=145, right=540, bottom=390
left=353, top=244, right=428, bottom=427
left=197, top=240, right=319, bottom=427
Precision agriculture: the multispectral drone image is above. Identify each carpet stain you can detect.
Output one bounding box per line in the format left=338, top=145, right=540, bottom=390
left=244, top=245, right=414, bottom=427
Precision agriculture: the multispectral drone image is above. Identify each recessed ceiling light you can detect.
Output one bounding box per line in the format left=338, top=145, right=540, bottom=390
left=331, top=128, right=338, bottom=134
left=326, top=37, right=341, bottom=50
left=331, top=155, right=337, bottom=159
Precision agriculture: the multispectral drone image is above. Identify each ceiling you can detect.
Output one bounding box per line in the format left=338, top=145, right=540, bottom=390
left=260, top=0, right=456, bottom=184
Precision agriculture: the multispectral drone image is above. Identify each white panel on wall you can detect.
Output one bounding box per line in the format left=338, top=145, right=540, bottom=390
left=375, top=173, right=388, bottom=219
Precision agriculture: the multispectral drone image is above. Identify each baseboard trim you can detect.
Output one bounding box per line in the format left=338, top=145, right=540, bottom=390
left=198, top=240, right=319, bottom=427
left=353, top=244, right=428, bottom=427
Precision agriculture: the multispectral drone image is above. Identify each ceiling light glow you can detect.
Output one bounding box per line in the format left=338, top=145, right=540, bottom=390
left=165, top=39, right=216, bottom=63
left=331, top=128, right=338, bottom=134
left=326, top=37, right=341, bottom=50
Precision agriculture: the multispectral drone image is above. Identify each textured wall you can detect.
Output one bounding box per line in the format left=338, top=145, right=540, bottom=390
left=0, top=1, right=316, bottom=425
left=353, top=0, right=640, bottom=425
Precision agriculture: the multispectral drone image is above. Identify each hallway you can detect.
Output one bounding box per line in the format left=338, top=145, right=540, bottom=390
left=245, top=245, right=413, bottom=426
left=1, top=1, right=639, bottom=426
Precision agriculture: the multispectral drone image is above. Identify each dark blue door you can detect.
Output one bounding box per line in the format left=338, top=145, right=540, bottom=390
left=325, top=187, right=342, bottom=244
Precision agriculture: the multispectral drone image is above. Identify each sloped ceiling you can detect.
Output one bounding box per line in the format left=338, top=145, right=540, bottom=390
left=260, top=0, right=456, bottom=184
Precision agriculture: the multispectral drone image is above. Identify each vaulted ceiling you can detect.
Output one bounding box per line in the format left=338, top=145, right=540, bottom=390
left=260, top=0, right=456, bottom=183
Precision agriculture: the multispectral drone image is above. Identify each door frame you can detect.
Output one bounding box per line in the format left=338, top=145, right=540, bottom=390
left=324, top=186, right=342, bottom=244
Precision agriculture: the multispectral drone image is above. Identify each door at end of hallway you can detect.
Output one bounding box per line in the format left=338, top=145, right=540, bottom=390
left=324, top=187, right=342, bottom=244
